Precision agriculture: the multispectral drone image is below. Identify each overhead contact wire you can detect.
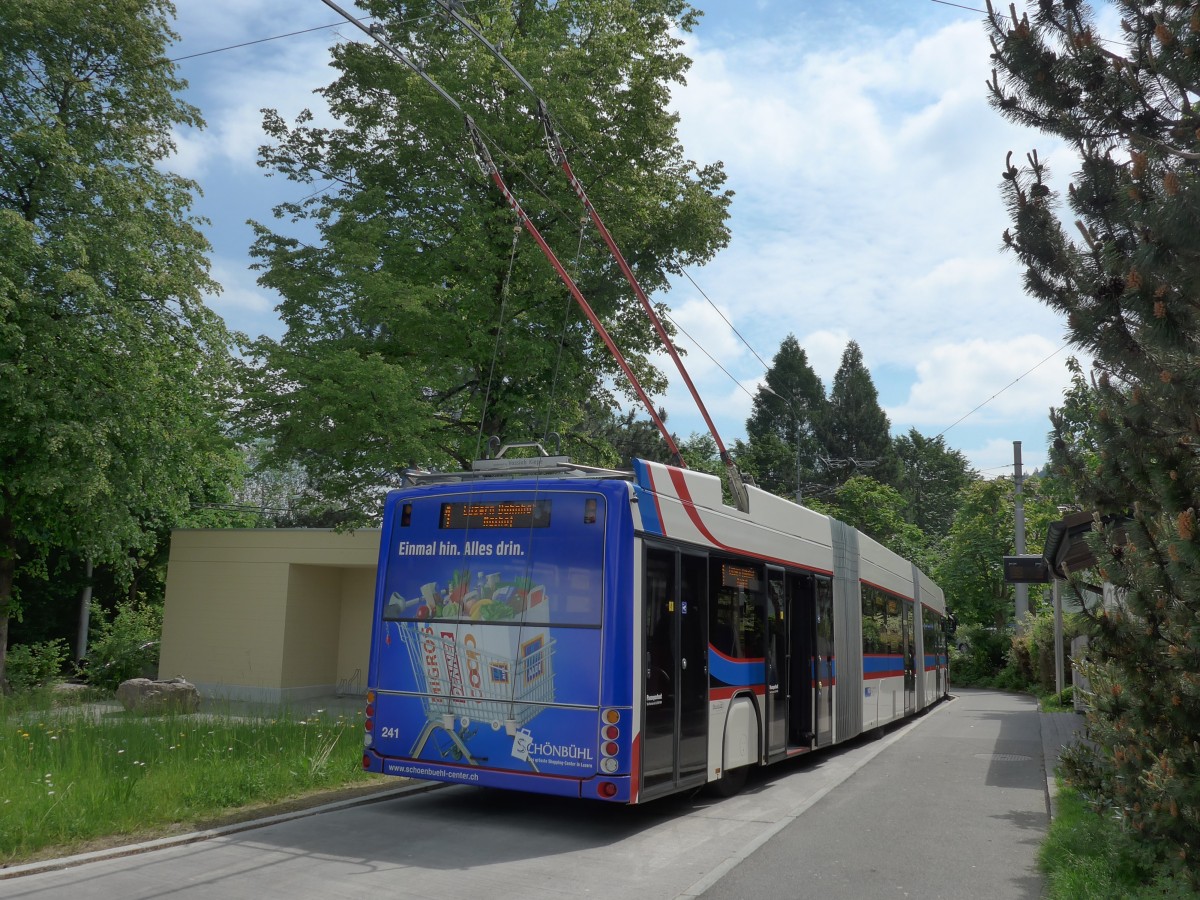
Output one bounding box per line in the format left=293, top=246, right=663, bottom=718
left=319, top=0, right=683, bottom=463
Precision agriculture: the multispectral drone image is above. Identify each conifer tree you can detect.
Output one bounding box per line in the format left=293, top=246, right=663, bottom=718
left=735, top=335, right=826, bottom=500
left=986, top=0, right=1200, bottom=880
left=820, top=341, right=898, bottom=489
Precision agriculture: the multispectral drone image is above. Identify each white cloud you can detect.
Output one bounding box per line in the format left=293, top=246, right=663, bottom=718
left=799, top=328, right=851, bottom=386
left=203, top=258, right=280, bottom=337
left=887, top=335, right=1075, bottom=428
left=656, top=9, right=1079, bottom=458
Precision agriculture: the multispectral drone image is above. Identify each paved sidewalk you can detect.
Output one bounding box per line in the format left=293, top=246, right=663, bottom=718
left=702, top=689, right=1085, bottom=900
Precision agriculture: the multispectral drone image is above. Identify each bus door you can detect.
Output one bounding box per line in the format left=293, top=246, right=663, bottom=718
left=814, top=575, right=835, bottom=747
left=902, top=599, right=916, bottom=714
left=786, top=572, right=815, bottom=748
left=642, top=545, right=709, bottom=797
left=765, top=568, right=788, bottom=758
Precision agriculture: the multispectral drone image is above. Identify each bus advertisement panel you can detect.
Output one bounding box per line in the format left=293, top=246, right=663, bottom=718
left=367, top=489, right=623, bottom=787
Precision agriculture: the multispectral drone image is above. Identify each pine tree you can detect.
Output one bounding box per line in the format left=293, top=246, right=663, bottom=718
left=820, top=341, right=897, bottom=489
left=735, top=335, right=826, bottom=500
left=987, top=0, right=1200, bottom=880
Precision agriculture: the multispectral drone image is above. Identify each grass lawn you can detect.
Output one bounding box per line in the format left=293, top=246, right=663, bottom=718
left=1040, top=783, right=1194, bottom=899
left=0, top=690, right=388, bottom=864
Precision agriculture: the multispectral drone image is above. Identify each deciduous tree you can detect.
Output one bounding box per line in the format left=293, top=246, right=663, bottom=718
left=893, top=428, right=976, bottom=539
left=935, top=477, right=1058, bottom=629
left=0, top=0, right=239, bottom=684
left=809, top=476, right=929, bottom=568
left=241, top=0, right=731, bottom=519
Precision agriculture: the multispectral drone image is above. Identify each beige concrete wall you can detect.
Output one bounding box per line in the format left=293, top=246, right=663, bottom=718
left=280, top=564, right=343, bottom=693
left=160, top=529, right=381, bottom=702
left=337, top=567, right=377, bottom=694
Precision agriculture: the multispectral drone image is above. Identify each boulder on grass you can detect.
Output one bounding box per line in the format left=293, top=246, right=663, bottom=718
left=117, top=677, right=201, bottom=714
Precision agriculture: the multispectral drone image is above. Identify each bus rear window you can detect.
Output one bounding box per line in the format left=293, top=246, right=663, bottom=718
left=382, top=493, right=605, bottom=627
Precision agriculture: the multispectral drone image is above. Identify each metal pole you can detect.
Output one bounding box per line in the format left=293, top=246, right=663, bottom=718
left=1053, top=578, right=1064, bottom=695
left=1013, top=441, right=1028, bottom=628
left=76, top=558, right=93, bottom=661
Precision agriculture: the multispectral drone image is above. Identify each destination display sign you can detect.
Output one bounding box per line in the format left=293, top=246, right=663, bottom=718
left=721, top=562, right=761, bottom=590
left=439, top=500, right=552, bottom=530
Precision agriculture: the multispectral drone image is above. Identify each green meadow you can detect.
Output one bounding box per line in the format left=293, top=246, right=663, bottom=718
left=0, top=692, right=384, bottom=864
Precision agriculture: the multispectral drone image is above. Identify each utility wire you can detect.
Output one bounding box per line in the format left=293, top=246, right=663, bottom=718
left=662, top=310, right=758, bottom=401
left=927, top=0, right=993, bottom=16
left=166, top=2, right=500, bottom=65
left=679, top=269, right=773, bottom=373
left=168, top=18, right=379, bottom=64
left=172, top=0, right=1074, bottom=449
left=935, top=339, right=1072, bottom=439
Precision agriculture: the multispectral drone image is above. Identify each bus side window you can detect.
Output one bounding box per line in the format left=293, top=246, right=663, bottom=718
left=709, top=558, right=763, bottom=659
left=710, top=562, right=737, bottom=656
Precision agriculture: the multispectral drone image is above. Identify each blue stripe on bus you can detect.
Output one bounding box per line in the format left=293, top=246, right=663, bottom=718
left=631, top=460, right=663, bottom=535
left=812, top=656, right=836, bottom=682
left=863, top=654, right=905, bottom=675
left=708, top=646, right=765, bottom=686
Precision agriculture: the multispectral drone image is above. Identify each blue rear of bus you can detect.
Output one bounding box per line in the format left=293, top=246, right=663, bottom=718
left=362, top=478, right=637, bottom=801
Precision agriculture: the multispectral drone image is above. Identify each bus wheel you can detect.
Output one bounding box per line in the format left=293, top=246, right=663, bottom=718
left=708, top=764, right=749, bottom=798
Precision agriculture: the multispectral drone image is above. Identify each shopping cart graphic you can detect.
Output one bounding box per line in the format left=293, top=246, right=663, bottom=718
left=401, top=622, right=556, bottom=769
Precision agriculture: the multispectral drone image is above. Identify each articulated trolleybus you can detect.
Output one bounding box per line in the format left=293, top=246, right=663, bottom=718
left=362, top=443, right=949, bottom=804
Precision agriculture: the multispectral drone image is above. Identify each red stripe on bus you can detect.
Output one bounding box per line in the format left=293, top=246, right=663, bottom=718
left=630, top=732, right=641, bottom=804
left=665, top=468, right=834, bottom=574
left=708, top=645, right=765, bottom=664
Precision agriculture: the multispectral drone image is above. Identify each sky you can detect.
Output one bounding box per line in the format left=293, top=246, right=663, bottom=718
left=166, top=0, right=1112, bottom=478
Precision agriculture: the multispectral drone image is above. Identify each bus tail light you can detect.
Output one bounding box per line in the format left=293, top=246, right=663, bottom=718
left=365, top=691, right=375, bottom=732
left=362, top=754, right=371, bottom=769
left=599, top=708, right=623, bottom=774
left=597, top=781, right=618, bottom=798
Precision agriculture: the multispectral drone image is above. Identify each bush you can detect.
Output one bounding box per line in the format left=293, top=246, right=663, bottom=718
left=1054, top=685, right=1074, bottom=708
left=1025, top=611, right=1086, bottom=694
left=1007, top=630, right=1035, bottom=685
left=949, top=624, right=1010, bottom=686
left=4, top=639, right=71, bottom=692
left=84, top=601, right=163, bottom=691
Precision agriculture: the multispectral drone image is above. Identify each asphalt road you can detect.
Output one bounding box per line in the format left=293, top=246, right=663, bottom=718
left=0, top=690, right=1048, bottom=900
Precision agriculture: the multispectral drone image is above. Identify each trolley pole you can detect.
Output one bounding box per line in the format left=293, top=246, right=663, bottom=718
left=1013, top=441, right=1029, bottom=629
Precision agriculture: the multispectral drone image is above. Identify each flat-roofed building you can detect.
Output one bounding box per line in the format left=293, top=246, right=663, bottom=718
left=159, top=529, right=381, bottom=702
